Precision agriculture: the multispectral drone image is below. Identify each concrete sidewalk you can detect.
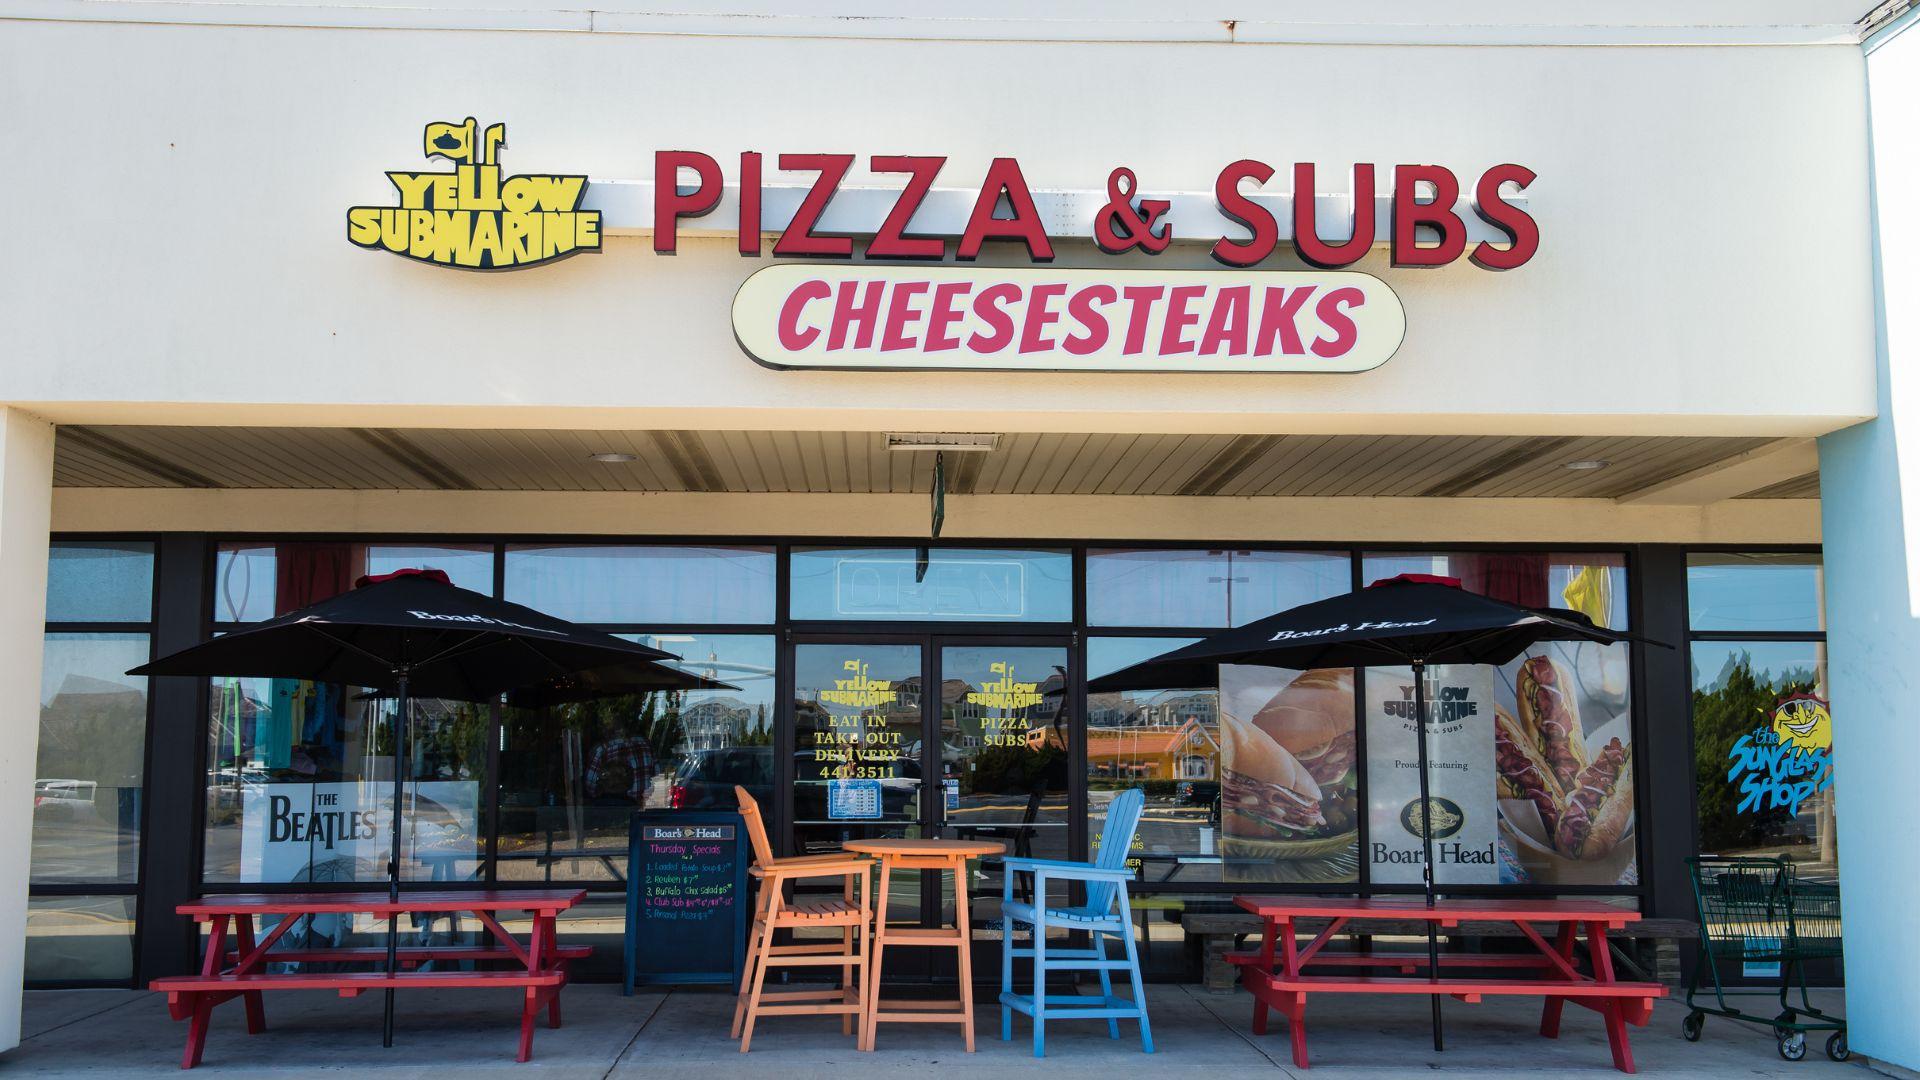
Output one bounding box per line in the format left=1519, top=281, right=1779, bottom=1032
left=2, top=983, right=1854, bottom=1078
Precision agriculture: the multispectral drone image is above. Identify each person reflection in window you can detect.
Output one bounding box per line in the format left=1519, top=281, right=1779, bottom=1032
left=586, top=735, right=656, bottom=809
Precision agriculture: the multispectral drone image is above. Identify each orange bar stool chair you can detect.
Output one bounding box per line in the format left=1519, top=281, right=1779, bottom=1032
left=730, top=786, right=874, bottom=1052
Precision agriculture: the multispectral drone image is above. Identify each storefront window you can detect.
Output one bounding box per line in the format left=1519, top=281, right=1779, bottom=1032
left=45, top=541, right=153, bottom=622
left=790, top=547, right=1071, bottom=622
left=202, top=680, right=486, bottom=884
left=505, top=545, right=775, bottom=625
left=215, top=541, right=495, bottom=621
left=1091, top=638, right=1361, bottom=885
left=1687, top=552, right=1825, bottom=632
left=1364, top=551, right=1628, bottom=629
left=1688, top=552, right=1832, bottom=890
left=496, top=634, right=777, bottom=882
left=1359, top=552, right=1637, bottom=887
left=33, top=541, right=153, bottom=985
left=1690, top=642, right=1833, bottom=880
left=1086, top=549, right=1349, bottom=627
left=34, top=633, right=149, bottom=884
left=25, top=895, right=135, bottom=984
left=205, top=540, right=497, bottom=885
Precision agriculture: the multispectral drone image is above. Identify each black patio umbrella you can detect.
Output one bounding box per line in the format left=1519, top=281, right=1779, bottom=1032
left=1089, top=574, right=1649, bottom=1051
left=129, top=568, right=725, bottom=1048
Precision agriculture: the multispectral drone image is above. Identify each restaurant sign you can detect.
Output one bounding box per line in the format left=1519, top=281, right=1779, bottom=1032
left=348, top=124, right=1538, bottom=372
left=733, top=265, right=1404, bottom=373
left=347, top=118, right=601, bottom=270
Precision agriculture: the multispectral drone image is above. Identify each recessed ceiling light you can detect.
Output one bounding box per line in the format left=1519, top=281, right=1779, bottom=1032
left=589, top=452, right=636, bottom=463
left=885, top=432, right=1001, bottom=452
left=1563, top=459, right=1610, bottom=471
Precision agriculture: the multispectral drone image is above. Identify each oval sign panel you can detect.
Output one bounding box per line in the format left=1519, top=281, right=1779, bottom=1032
left=732, top=265, right=1405, bottom=373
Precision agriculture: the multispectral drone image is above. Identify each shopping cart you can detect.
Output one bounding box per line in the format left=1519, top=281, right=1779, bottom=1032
left=1684, top=856, right=1847, bottom=1061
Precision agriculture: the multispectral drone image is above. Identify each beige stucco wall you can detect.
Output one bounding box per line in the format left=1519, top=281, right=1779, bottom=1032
left=0, top=20, right=1878, bottom=438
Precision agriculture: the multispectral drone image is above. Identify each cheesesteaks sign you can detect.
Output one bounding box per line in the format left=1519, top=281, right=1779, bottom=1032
left=733, top=266, right=1404, bottom=373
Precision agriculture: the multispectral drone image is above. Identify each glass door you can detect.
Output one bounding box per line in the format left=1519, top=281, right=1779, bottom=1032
left=788, top=637, right=1074, bottom=982
left=790, top=640, right=929, bottom=936
left=934, top=640, right=1073, bottom=979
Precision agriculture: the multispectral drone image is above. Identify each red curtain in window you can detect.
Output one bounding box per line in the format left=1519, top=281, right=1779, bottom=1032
left=1457, top=553, right=1549, bottom=608
left=274, top=542, right=359, bottom=615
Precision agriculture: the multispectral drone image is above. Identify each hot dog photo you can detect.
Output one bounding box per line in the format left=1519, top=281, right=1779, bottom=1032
left=1493, top=645, right=1636, bottom=885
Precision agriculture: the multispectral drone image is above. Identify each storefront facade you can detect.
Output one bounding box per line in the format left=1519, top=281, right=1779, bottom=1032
left=5, top=0, right=1917, bottom=1068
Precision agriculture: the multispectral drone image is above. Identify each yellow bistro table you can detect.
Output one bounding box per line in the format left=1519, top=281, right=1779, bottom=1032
left=842, top=837, right=1006, bottom=1052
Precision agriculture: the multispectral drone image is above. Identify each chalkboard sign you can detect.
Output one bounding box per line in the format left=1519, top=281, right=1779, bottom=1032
left=623, top=810, right=749, bottom=992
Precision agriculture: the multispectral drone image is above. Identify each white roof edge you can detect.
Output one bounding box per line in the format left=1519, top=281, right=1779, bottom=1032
left=1865, top=2, right=1920, bottom=51
left=0, top=0, right=1871, bottom=45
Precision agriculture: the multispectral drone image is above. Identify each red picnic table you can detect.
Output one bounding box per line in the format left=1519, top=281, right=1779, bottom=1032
left=150, top=889, right=588, bottom=1069
left=1229, top=896, right=1668, bottom=1073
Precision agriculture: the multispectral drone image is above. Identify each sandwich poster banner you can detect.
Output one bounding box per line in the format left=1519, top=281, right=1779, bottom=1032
left=1493, top=642, right=1637, bottom=886
left=1365, top=665, right=1498, bottom=885
left=1218, top=665, right=1359, bottom=884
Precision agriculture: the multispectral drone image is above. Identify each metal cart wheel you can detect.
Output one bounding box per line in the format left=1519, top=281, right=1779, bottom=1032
left=1826, top=1032, right=1849, bottom=1062
left=1776, top=1029, right=1808, bottom=1061
left=1681, top=1012, right=1704, bottom=1041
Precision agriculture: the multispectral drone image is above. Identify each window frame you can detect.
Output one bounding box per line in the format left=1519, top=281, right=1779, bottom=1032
left=1681, top=546, right=1830, bottom=863
left=197, top=538, right=783, bottom=895
left=35, top=536, right=160, bottom=989
left=128, top=533, right=1654, bottom=907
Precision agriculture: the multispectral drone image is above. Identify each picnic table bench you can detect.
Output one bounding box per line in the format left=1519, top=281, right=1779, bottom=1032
left=1184, top=907, right=1696, bottom=992
left=1231, top=896, right=1669, bottom=1073
left=150, top=889, right=587, bottom=1069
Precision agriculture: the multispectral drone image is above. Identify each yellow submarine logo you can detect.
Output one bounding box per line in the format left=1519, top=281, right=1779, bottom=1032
left=346, top=118, right=601, bottom=270
left=818, top=660, right=897, bottom=709
left=966, top=662, right=1044, bottom=712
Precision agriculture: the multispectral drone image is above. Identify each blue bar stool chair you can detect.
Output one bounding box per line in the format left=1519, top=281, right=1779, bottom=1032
left=998, top=786, right=1153, bottom=1057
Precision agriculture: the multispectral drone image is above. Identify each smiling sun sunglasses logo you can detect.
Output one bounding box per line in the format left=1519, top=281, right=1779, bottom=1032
left=346, top=118, right=601, bottom=271
left=1769, top=693, right=1832, bottom=754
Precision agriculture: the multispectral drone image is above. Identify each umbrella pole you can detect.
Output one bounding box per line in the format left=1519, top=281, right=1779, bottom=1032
left=382, top=671, right=408, bottom=1049
left=1412, top=659, right=1444, bottom=1052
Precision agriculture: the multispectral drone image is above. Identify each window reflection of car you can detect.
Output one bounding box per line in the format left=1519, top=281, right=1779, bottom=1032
left=33, top=779, right=98, bottom=821
left=671, top=747, right=774, bottom=810
left=206, top=767, right=272, bottom=810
